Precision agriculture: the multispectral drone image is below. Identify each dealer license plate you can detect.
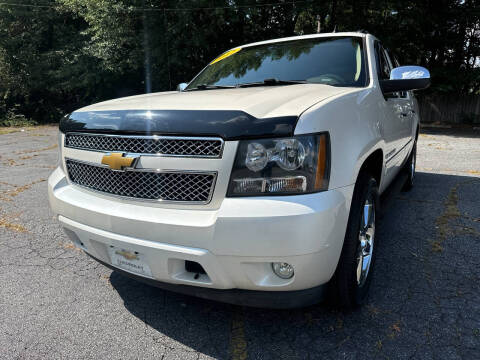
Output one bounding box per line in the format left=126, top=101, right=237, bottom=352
left=107, top=246, right=153, bottom=278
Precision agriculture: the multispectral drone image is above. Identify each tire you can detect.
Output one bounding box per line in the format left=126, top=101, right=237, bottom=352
left=402, top=140, right=416, bottom=191
left=331, top=171, right=379, bottom=310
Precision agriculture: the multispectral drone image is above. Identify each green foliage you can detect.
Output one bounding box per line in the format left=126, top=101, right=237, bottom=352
left=0, top=109, right=37, bottom=127
left=0, top=0, right=479, bottom=124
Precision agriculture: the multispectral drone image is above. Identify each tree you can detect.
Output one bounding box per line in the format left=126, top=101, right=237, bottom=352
left=0, top=0, right=479, bottom=124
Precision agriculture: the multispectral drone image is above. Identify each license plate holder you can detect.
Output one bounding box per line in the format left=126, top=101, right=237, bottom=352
left=107, top=246, right=153, bottom=278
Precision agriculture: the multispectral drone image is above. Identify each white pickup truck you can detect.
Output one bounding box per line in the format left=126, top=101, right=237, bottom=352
left=48, top=32, right=430, bottom=309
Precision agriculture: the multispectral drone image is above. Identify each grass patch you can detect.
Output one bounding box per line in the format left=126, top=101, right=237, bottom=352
left=2, top=159, right=17, bottom=166
left=433, top=184, right=461, bottom=252
left=430, top=240, right=444, bottom=253
left=19, top=154, right=39, bottom=160
left=61, top=242, right=82, bottom=252
left=15, top=143, right=57, bottom=154
left=0, top=216, right=27, bottom=232
left=0, top=128, right=21, bottom=135
left=0, top=111, right=37, bottom=128
left=0, top=126, right=48, bottom=135
left=0, top=179, right=46, bottom=201
left=387, top=321, right=402, bottom=339
left=0, top=123, right=57, bottom=136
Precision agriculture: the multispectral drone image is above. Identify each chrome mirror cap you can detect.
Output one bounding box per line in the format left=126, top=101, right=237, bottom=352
left=390, top=66, right=430, bottom=80
left=380, top=65, right=431, bottom=93
left=177, top=83, right=188, bottom=91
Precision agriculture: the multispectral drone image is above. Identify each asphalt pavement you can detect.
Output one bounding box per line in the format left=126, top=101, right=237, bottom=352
left=0, top=126, right=479, bottom=359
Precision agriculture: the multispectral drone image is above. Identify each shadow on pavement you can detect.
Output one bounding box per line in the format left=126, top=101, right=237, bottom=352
left=109, top=171, right=480, bottom=359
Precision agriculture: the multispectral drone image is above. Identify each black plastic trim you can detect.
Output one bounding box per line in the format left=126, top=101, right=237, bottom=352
left=380, top=78, right=431, bottom=94
left=88, top=253, right=327, bottom=309
left=362, top=37, right=370, bottom=87
left=59, top=110, right=298, bottom=140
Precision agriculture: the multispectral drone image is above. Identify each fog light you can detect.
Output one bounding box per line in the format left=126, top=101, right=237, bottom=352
left=272, top=262, right=294, bottom=279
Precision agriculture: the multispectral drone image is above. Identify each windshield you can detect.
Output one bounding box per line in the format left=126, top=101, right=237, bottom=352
left=186, top=36, right=367, bottom=90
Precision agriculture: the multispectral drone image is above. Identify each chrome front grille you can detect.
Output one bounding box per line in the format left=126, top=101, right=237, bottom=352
left=65, top=133, right=223, bottom=158
left=66, top=159, right=216, bottom=203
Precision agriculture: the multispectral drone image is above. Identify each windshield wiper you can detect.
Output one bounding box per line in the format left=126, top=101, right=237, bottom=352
left=185, top=84, right=236, bottom=91
left=186, top=79, right=308, bottom=91
left=236, top=78, right=309, bottom=88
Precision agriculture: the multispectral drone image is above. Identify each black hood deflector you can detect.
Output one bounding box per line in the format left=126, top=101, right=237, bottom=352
left=59, top=110, right=298, bottom=140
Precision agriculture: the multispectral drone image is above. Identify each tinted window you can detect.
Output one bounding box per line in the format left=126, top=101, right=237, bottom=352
left=376, top=44, right=392, bottom=80
left=187, top=37, right=367, bottom=89
left=389, top=51, right=408, bottom=98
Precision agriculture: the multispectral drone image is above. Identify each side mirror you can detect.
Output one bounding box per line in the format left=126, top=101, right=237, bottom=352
left=177, top=83, right=188, bottom=91
left=380, top=66, right=430, bottom=94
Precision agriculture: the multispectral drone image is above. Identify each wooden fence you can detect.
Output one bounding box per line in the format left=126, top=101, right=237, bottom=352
left=417, top=95, right=480, bottom=125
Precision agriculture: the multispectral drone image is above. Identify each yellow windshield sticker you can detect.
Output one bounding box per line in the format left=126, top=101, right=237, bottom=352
left=210, top=48, right=241, bottom=65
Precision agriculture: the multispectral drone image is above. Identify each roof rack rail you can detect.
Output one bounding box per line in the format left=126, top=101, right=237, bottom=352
left=356, top=29, right=369, bottom=34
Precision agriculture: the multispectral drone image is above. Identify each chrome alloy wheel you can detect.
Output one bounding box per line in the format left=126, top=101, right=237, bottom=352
left=356, top=197, right=375, bottom=287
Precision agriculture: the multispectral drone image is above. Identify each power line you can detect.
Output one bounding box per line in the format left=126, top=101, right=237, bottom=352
left=0, top=1, right=311, bottom=12
left=0, top=2, right=54, bottom=8
left=160, top=1, right=308, bottom=12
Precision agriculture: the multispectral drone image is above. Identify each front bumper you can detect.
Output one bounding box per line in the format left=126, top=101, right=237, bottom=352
left=90, top=253, right=327, bottom=309
left=49, top=167, right=353, bottom=304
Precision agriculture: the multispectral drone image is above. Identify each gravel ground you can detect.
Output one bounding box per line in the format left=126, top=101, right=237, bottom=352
left=0, top=126, right=479, bottom=359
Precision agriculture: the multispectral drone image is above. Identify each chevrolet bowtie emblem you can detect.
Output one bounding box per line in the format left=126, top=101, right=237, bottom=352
left=115, top=249, right=138, bottom=260
left=101, top=152, right=138, bottom=171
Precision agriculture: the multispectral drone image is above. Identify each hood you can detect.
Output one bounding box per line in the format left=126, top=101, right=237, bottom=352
left=77, top=84, right=353, bottom=118
left=61, top=85, right=357, bottom=139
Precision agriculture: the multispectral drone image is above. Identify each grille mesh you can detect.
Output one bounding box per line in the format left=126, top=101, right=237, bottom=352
left=66, top=159, right=216, bottom=203
left=65, top=133, right=223, bottom=157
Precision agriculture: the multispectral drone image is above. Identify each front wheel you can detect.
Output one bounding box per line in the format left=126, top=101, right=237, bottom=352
left=332, top=172, right=379, bottom=310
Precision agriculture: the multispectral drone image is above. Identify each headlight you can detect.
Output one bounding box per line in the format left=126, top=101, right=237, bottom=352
left=227, top=133, right=330, bottom=196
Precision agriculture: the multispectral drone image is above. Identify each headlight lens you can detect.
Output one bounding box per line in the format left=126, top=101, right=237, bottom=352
left=245, top=142, right=268, bottom=172
left=273, top=138, right=306, bottom=170
left=227, top=133, right=330, bottom=196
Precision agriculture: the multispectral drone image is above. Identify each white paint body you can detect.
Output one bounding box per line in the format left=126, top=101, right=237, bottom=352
left=48, top=33, right=418, bottom=294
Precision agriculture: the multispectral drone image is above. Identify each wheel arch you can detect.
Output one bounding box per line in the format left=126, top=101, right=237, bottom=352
left=356, top=148, right=384, bottom=189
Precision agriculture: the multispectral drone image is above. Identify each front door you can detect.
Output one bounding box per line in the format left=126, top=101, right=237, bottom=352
left=375, top=42, right=413, bottom=185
